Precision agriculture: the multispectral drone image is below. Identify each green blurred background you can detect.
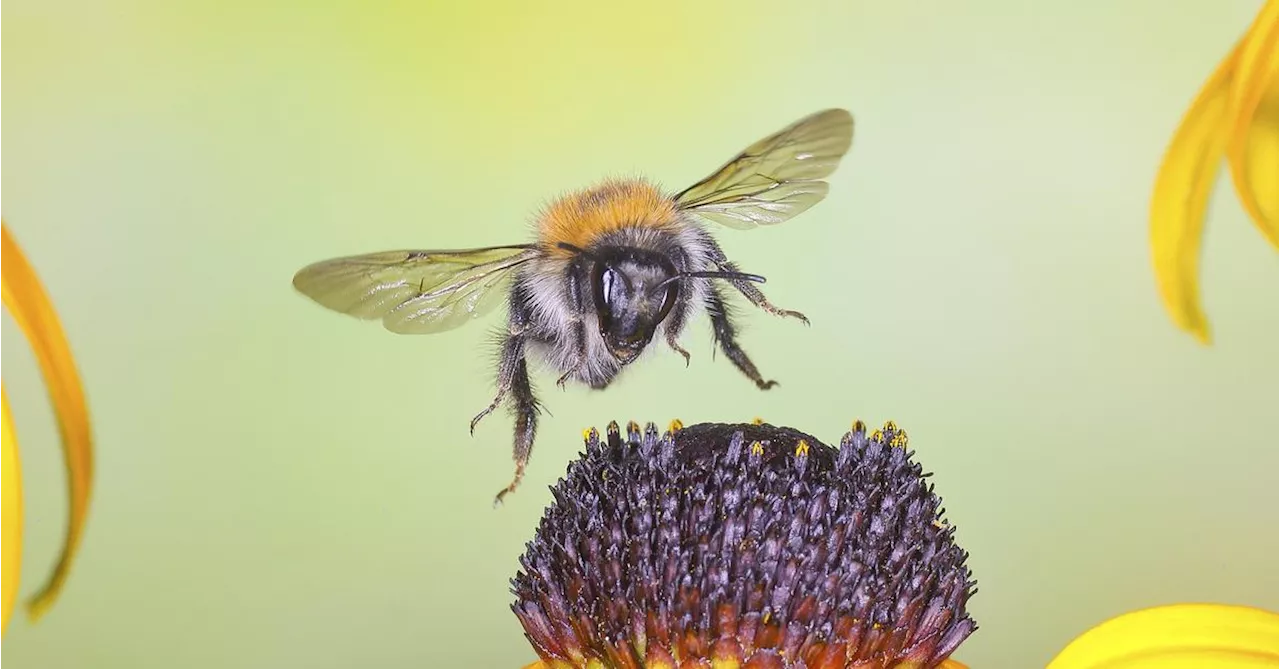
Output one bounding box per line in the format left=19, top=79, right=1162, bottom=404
left=3, top=0, right=1276, bottom=666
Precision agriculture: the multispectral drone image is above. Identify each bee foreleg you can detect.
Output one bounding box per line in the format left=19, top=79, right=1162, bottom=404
left=707, top=286, right=778, bottom=390
left=667, top=336, right=691, bottom=367
left=556, top=317, right=587, bottom=389
left=702, top=237, right=809, bottom=325
left=555, top=267, right=591, bottom=388
left=494, top=353, right=539, bottom=507
left=722, top=260, right=809, bottom=325
left=663, top=291, right=693, bottom=367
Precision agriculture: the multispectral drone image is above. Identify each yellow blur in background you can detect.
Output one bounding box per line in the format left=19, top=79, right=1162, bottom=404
left=1, top=1, right=1276, bottom=667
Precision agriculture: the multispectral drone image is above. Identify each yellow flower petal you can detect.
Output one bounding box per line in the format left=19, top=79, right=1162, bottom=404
left=1149, top=38, right=1240, bottom=344
left=1226, top=0, right=1279, bottom=244
left=1047, top=604, right=1280, bottom=668
left=1, top=389, right=23, bottom=636
left=0, top=223, right=94, bottom=621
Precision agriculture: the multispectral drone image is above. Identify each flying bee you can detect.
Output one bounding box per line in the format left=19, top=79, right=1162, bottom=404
left=292, top=108, right=854, bottom=505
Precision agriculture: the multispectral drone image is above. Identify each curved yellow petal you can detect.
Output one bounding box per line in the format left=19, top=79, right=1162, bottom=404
left=1, top=388, right=23, bottom=636
left=1226, top=0, right=1279, bottom=245
left=1150, top=35, right=1242, bottom=344
left=0, top=223, right=94, bottom=621
left=1047, top=604, right=1279, bottom=668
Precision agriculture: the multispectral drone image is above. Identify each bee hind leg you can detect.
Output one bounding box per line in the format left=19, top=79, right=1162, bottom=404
left=707, top=286, right=778, bottom=390
left=494, top=353, right=539, bottom=507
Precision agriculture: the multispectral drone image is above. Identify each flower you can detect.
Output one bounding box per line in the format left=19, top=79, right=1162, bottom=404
left=507, top=421, right=1276, bottom=668
left=1150, top=0, right=1278, bottom=343
left=1, top=222, right=95, bottom=635
left=1047, top=603, right=1278, bottom=668
left=510, top=419, right=978, bottom=668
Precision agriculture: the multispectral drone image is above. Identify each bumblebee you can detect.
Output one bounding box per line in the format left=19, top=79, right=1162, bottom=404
left=292, top=108, right=854, bottom=504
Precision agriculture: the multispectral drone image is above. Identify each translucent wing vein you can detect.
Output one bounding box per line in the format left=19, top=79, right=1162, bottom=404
left=292, top=245, right=538, bottom=334
left=674, top=108, right=854, bottom=229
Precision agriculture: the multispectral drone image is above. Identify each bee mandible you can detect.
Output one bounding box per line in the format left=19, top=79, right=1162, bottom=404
left=292, top=108, right=854, bottom=505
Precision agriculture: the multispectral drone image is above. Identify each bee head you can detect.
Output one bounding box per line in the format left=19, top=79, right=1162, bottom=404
left=556, top=243, right=770, bottom=366
left=586, top=247, right=679, bottom=364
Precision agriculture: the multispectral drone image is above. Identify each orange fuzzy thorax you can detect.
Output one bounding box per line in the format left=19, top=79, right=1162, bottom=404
left=536, top=178, right=679, bottom=256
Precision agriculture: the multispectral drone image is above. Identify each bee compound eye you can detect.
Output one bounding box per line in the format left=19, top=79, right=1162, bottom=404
left=599, top=268, right=616, bottom=305
left=660, top=283, right=678, bottom=318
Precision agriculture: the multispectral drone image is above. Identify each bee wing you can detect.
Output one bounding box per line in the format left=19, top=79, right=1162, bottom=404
left=672, top=108, right=854, bottom=230
left=292, top=244, right=539, bottom=335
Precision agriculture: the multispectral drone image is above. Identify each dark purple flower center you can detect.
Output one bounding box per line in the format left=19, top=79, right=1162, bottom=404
left=511, top=420, right=978, bottom=669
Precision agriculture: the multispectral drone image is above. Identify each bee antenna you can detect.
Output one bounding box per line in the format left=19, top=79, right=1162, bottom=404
left=681, top=270, right=767, bottom=284
left=654, top=270, right=767, bottom=293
